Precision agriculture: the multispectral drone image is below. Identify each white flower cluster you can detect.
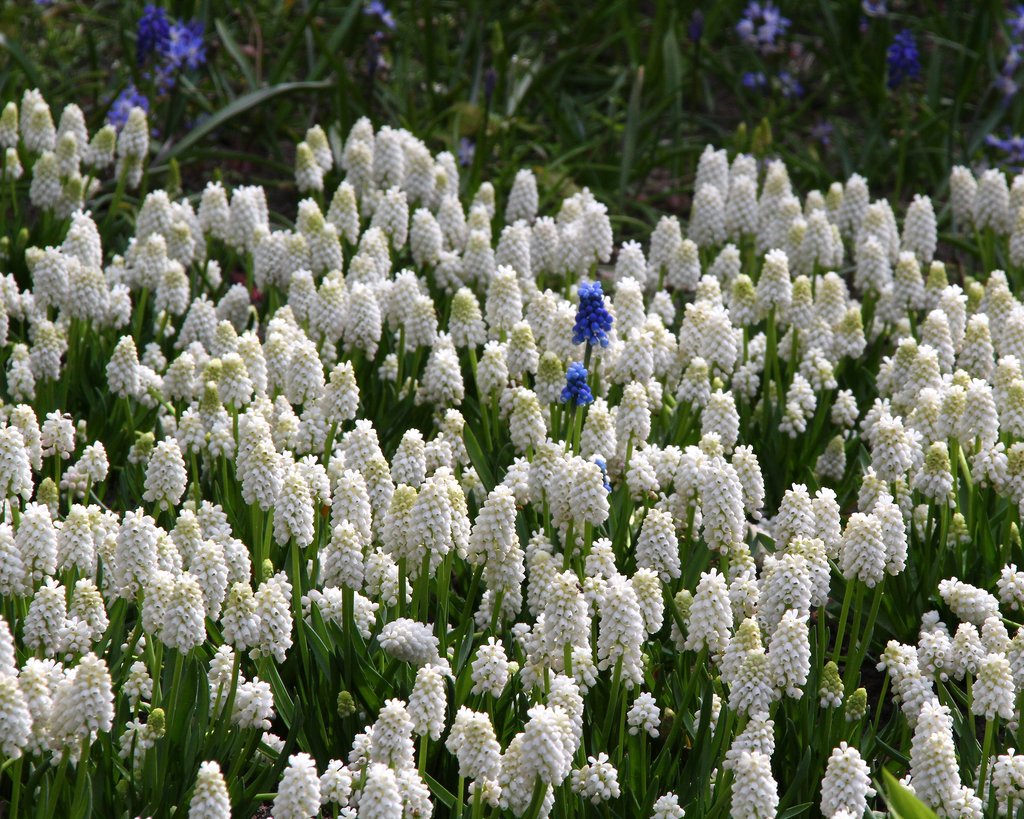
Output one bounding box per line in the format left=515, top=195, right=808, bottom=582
left=4, top=86, right=1024, bottom=817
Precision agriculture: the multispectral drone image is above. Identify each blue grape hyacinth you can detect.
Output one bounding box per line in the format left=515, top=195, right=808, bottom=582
left=107, top=85, right=150, bottom=129
left=572, top=281, right=613, bottom=348
left=736, top=1, right=791, bottom=55
left=593, top=457, right=612, bottom=493
left=561, top=362, right=594, bottom=406
left=887, top=29, right=921, bottom=89
left=164, top=20, right=207, bottom=72
left=135, top=5, right=206, bottom=92
left=137, top=5, right=170, bottom=64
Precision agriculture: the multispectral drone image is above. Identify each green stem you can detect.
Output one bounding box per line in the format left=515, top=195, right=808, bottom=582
left=522, top=778, right=549, bottom=819
left=845, top=583, right=883, bottom=692
left=454, top=775, right=465, bottom=819
left=831, top=579, right=855, bottom=667
left=419, top=735, right=429, bottom=776
left=8, top=757, right=22, bottom=819
left=979, top=716, right=997, bottom=803
left=470, top=781, right=485, bottom=819
left=46, top=750, right=71, bottom=818
left=290, top=539, right=309, bottom=666
left=71, top=735, right=92, bottom=813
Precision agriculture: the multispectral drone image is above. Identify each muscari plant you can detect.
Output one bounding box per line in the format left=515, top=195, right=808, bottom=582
left=14, top=0, right=1024, bottom=228
left=6, top=83, right=1024, bottom=819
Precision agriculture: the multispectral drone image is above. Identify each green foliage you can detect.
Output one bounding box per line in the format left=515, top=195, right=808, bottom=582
left=881, top=769, right=942, bottom=819
left=4, top=0, right=1024, bottom=227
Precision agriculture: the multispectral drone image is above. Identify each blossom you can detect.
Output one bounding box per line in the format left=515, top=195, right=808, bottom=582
left=560, top=362, right=594, bottom=406
left=742, top=71, right=768, bottom=90
left=1010, top=4, right=1024, bottom=39
left=365, top=0, right=396, bottom=31
left=136, top=4, right=206, bottom=91
left=887, top=29, right=921, bottom=89
left=165, top=20, right=206, bottom=71
left=106, top=85, right=150, bottom=131
left=736, top=1, right=791, bottom=54
left=137, top=5, right=171, bottom=64
left=778, top=70, right=804, bottom=99
left=573, top=281, right=613, bottom=347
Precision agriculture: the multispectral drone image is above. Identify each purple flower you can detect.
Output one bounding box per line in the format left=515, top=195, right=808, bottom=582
left=365, top=0, right=396, bottom=30
left=150, top=19, right=206, bottom=92
left=861, top=0, right=887, bottom=17
left=1006, top=45, right=1023, bottom=75
left=137, top=5, right=170, bottom=64
left=689, top=10, right=704, bottom=44
left=106, top=85, right=150, bottom=130
left=742, top=71, right=768, bottom=90
left=593, top=457, right=612, bottom=493
left=886, top=29, right=921, bottom=89
left=736, top=2, right=791, bottom=55
left=458, top=137, right=475, bottom=167
left=811, top=121, right=833, bottom=147
left=164, top=20, right=206, bottom=71
left=560, top=362, right=594, bottom=406
left=987, top=132, right=1024, bottom=169
left=1010, top=5, right=1024, bottom=40
left=572, top=281, right=613, bottom=348
left=777, top=70, right=804, bottom=98
left=997, top=74, right=1020, bottom=102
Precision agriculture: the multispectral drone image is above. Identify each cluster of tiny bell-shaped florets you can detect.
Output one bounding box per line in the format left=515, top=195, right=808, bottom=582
left=7, top=84, right=1024, bottom=818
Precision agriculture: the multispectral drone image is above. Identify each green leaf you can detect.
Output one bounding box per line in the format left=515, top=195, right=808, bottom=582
left=261, top=660, right=295, bottom=726
left=304, top=607, right=336, bottom=684
left=619, top=65, right=644, bottom=201
left=463, top=425, right=495, bottom=491
left=0, top=32, right=43, bottom=88
left=423, top=772, right=457, bottom=809
left=214, top=19, right=257, bottom=92
left=881, top=769, right=941, bottom=819
left=69, top=772, right=93, bottom=819
left=155, top=81, right=332, bottom=164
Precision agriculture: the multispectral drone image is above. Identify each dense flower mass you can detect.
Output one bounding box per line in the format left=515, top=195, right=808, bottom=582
left=5, top=83, right=1024, bottom=819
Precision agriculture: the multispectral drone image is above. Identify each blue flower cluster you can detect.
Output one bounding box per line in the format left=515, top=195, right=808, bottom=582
left=560, top=362, right=594, bottom=407
left=137, top=5, right=171, bottom=64
left=986, top=132, right=1024, bottom=169
left=777, top=70, right=804, bottom=99
left=735, top=3, right=804, bottom=101
left=572, top=281, right=613, bottom=348
left=107, top=85, right=150, bottom=130
left=593, top=457, right=612, bottom=494
left=136, top=5, right=207, bottom=93
left=742, top=72, right=767, bottom=91
left=364, top=0, right=396, bottom=31
left=886, top=29, right=920, bottom=90
left=810, top=121, right=834, bottom=147
left=741, top=70, right=803, bottom=100
left=996, top=7, right=1024, bottom=101
left=735, top=2, right=791, bottom=55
